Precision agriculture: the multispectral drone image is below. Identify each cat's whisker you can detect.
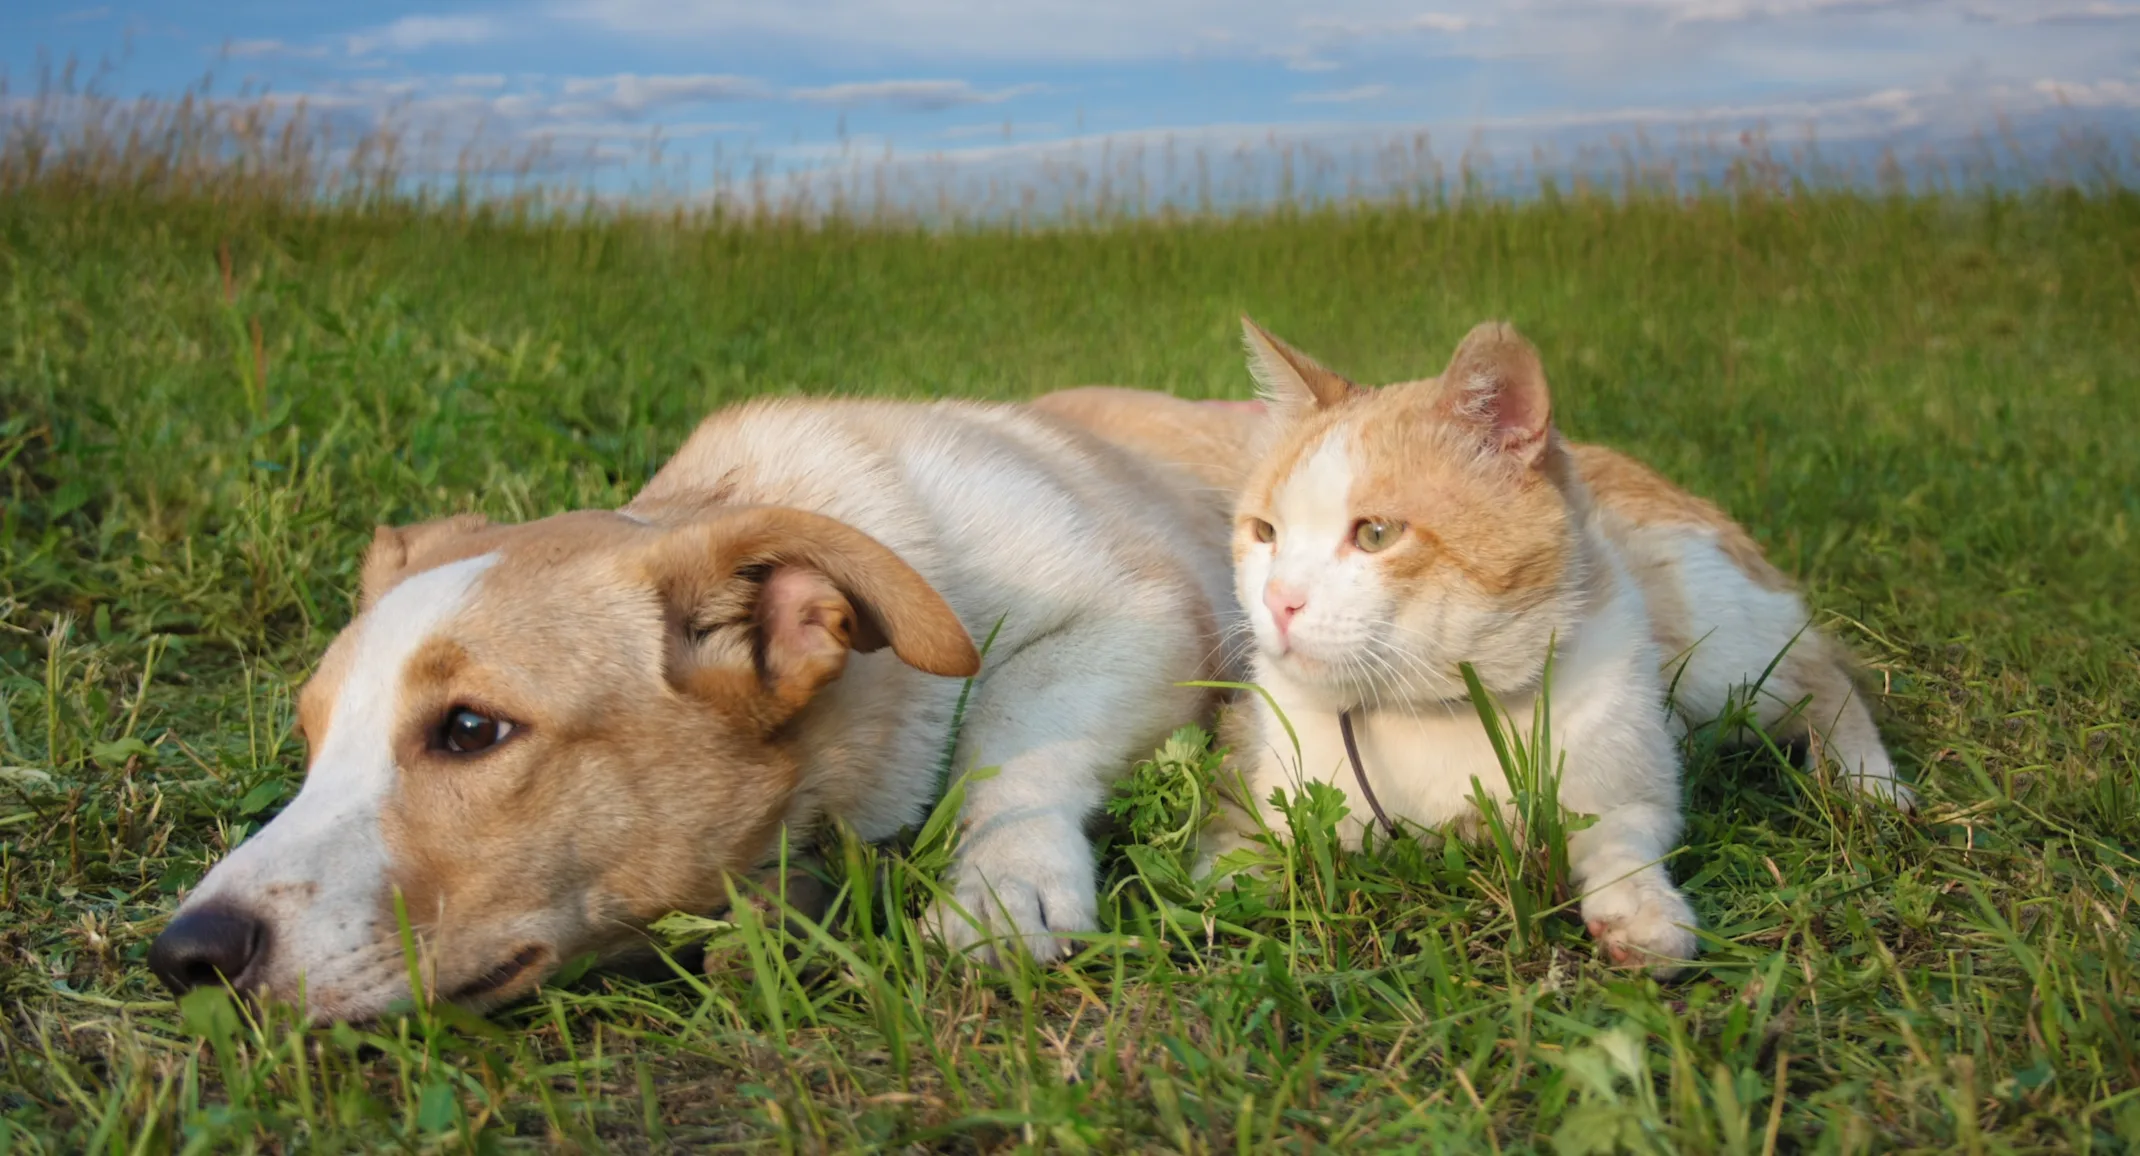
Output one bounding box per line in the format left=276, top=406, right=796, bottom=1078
left=1364, top=648, right=1417, bottom=702
left=1358, top=657, right=1393, bottom=720
left=1359, top=639, right=1463, bottom=706
left=1200, top=617, right=1264, bottom=676
left=1214, top=627, right=1262, bottom=671
left=1363, top=653, right=1402, bottom=716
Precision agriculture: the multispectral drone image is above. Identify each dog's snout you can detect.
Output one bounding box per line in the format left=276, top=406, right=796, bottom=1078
left=148, top=904, right=266, bottom=996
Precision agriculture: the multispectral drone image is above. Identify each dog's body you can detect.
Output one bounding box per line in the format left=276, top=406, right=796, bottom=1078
left=151, top=394, right=1242, bottom=1021
left=1027, top=387, right=1271, bottom=497
left=627, top=396, right=1240, bottom=860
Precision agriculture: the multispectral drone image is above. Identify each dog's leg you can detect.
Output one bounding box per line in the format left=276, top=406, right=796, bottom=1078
left=928, top=607, right=1206, bottom=966
left=699, top=854, right=837, bottom=977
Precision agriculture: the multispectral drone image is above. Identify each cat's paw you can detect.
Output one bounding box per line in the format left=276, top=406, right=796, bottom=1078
left=1820, top=741, right=1917, bottom=814
left=1583, top=880, right=1699, bottom=978
left=925, top=827, right=1096, bottom=966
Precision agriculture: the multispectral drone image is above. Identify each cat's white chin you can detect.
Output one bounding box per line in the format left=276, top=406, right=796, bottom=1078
left=1256, top=647, right=1378, bottom=709
left=1257, top=625, right=1365, bottom=665
left=1257, top=638, right=1334, bottom=676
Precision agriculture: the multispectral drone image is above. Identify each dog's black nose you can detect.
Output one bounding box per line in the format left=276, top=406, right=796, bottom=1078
left=148, top=905, right=265, bottom=996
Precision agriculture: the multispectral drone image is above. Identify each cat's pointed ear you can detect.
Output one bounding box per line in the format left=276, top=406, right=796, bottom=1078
left=1437, top=321, right=1553, bottom=467
left=1241, top=317, right=1364, bottom=420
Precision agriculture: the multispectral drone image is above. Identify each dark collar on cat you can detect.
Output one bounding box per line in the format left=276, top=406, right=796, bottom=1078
left=1336, top=709, right=1399, bottom=839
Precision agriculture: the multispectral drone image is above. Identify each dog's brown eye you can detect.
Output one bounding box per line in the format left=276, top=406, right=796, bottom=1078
left=1353, top=519, right=1404, bottom=553
left=1249, top=518, right=1277, bottom=544
left=442, top=708, right=513, bottom=754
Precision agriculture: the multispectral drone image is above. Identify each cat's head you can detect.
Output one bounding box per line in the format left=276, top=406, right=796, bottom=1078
left=1231, top=318, right=1592, bottom=708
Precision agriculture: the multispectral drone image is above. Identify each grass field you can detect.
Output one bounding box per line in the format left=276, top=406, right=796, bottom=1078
left=1, top=120, right=2138, bottom=1152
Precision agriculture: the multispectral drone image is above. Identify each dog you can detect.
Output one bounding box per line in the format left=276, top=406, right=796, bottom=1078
left=148, top=391, right=1245, bottom=1021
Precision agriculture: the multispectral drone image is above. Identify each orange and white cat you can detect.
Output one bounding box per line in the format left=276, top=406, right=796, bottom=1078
left=1202, top=319, right=1911, bottom=974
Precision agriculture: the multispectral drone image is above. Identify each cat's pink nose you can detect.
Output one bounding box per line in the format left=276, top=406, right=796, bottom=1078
left=1264, top=583, right=1307, bottom=639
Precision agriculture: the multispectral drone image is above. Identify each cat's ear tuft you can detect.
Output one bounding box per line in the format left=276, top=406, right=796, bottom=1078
left=1437, top=321, right=1553, bottom=466
left=1241, top=317, right=1364, bottom=420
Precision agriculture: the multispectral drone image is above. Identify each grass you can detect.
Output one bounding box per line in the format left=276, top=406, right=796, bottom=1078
left=1, top=112, right=2138, bottom=1151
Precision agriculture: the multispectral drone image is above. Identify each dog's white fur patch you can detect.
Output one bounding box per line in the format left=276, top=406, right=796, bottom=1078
left=187, top=554, right=497, bottom=1004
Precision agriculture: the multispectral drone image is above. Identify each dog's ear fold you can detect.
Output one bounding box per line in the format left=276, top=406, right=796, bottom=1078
left=647, top=508, right=980, bottom=725
left=359, top=514, right=493, bottom=609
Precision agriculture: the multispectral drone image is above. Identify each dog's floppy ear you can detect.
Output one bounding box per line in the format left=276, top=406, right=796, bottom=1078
left=359, top=514, right=493, bottom=610
left=646, top=507, right=980, bottom=724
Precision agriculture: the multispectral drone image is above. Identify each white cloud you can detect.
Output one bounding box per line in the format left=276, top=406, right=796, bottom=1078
left=1569, top=0, right=1963, bottom=26
left=2032, top=77, right=2140, bottom=106
left=788, top=80, right=1043, bottom=110
left=545, top=0, right=1505, bottom=62
left=940, top=120, right=1060, bottom=139
left=51, top=6, right=111, bottom=23
left=1421, top=76, right=2140, bottom=135
left=1302, top=11, right=1478, bottom=36
left=1294, top=84, right=1393, bottom=103
left=2024, top=2, right=2140, bottom=22
left=346, top=15, right=502, bottom=56
left=1629, top=0, right=1926, bottom=23
left=542, top=118, right=755, bottom=139
left=345, top=78, right=425, bottom=99
left=238, top=72, right=774, bottom=158
left=537, top=0, right=2070, bottom=79
left=221, top=38, right=328, bottom=60
left=540, top=0, right=1951, bottom=63
left=745, top=72, right=2138, bottom=175
left=657, top=119, right=759, bottom=138
left=1593, top=0, right=2125, bottom=31
left=490, top=94, right=543, bottom=118
left=560, top=73, right=766, bottom=114
left=1413, top=11, right=1477, bottom=31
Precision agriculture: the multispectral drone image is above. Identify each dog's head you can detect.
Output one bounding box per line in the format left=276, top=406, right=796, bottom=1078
left=147, top=505, right=977, bottom=1021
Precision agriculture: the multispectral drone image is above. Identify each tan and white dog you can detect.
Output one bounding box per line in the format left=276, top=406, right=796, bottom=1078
left=148, top=392, right=1247, bottom=1021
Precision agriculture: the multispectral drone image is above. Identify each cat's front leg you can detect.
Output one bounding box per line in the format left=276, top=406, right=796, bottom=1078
left=1188, top=696, right=1318, bottom=881
left=1564, top=800, right=1699, bottom=976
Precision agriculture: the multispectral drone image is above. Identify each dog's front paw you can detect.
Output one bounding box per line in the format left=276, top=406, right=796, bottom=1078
left=1847, top=772, right=1918, bottom=814
left=1582, top=877, right=1699, bottom=978
left=926, top=826, right=1096, bottom=967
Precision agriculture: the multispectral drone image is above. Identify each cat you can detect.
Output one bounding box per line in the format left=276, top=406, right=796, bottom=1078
left=1200, top=318, right=1912, bottom=974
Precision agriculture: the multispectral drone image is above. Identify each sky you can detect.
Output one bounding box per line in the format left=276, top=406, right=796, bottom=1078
left=4, top=1, right=2137, bottom=203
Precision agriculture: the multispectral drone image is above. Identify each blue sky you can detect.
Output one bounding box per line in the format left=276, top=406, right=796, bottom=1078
left=6, top=1, right=2137, bottom=200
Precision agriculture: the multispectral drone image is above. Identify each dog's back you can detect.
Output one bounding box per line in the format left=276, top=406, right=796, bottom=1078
left=631, top=396, right=1238, bottom=676
left=629, top=395, right=1245, bottom=958
left=1028, top=386, right=1269, bottom=499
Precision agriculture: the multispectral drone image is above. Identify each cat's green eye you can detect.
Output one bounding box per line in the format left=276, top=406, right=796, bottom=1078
left=1353, top=519, right=1404, bottom=553
left=1249, top=518, right=1277, bottom=544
